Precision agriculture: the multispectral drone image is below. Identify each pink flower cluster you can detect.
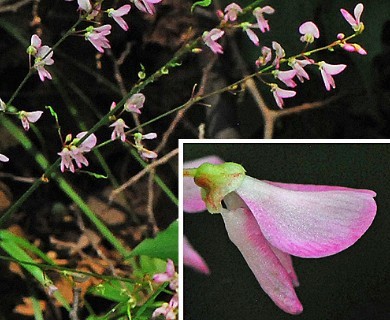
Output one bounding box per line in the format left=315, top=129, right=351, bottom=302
left=201, top=3, right=366, bottom=109
left=58, top=132, right=97, bottom=173
left=63, top=1, right=163, bottom=53
left=152, top=259, right=178, bottom=320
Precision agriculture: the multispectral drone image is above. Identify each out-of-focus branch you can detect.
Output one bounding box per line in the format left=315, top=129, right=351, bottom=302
left=0, top=0, right=32, bottom=13
left=109, top=148, right=178, bottom=202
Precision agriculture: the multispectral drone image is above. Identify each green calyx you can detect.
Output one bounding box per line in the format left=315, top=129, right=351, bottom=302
left=186, top=162, right=246, bottom=214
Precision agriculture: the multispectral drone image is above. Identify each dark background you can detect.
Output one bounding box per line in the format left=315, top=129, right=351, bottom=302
left=183, top=143, right=390, bottom=320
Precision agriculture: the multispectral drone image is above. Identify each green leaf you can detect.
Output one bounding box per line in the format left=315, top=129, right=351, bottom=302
left=88, top=279, right=135, bottom=303
left=0, top=231, right=70, bottom=311
left=191, top=0, right=212, bottom=12
left=127, top=220, right=178, bottom=264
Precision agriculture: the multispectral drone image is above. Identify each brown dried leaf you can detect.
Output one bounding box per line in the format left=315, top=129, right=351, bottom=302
left=14, top=297, right=46, bottom=316
left=87, top=196, right=126, bottom=226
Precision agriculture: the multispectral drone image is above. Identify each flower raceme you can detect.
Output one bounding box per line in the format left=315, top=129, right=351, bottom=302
left=183, top=156, right=377, bottom=314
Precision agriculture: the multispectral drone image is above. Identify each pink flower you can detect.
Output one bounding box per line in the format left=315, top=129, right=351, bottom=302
left=124, top=93, right=145, bottom=114
left=183, top=158, right=377, bottom=314
left=34, top=45, right=54, bottom=81
left=202, top=28, right=224, bottom=54
left=255, top=46, right=272, bottom=67
left=299, top=21, right=320, bottom=43
left=183, top=236, right=210, bottom=274
left=273, top=69, right=297, bottom=88
left=253, top=6, right=275, bottom=33
left=27, top=35, right=54, bottom=81
left=0, top=154, right=9, bottom=162
left=288, top=58, right=312, bottom=82
left=272, top=41, right=285, bottom=68
left=58, top=132, right=97, bottom=172
left=110, top=118, right=129, bottom=142
left=134, top=0, right=162, bottom=15
left=134, top=132, right=158, bottom=159
left=224, top=3, right=242, bottom=22
left=84, top=25, right=112, bottom=53
left=241, top=23, right=259, bottom=46
left=153, top=259, right=178, bottom=291
left=270, top=84, right=296, bottom=109
left=152, top=294, right=178, bottom=320
left=19, top=110, right=43, bottom=131
left=318, top=61, right=347, bottom=91
left=340, top=3, right=364, bottom=32
left=107, top=5, right=131, bottom=31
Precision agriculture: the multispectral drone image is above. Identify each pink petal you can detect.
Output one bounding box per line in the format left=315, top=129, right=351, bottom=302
left=31, top=34, right=41, bottom=48
left=208, top=28, right=224, bottom=41
left=115, top=4, right=131, bottom=16
left=321, top=69, right=334, bottom=91
left=245, top=28, right=259, bottom=46
left=0, top=154, right=9, bottom=162
left=235, top=177, right=377, bottom=258
left=183, top=236, right=210, bottom=274
left=299, top=21, right=320, bottom=38
left=340, top=8, right=357, bottom=26
left=322, top=63, right=347, bottom=75
left=26, top=111, right=43, bottom=123
left=270, top=245, right=299, bottom=287
left=276, top=87, right=296, bottom=98
left=263, top=180, right=376, bottom=194
left=354, top=3, right=364, bottom=24
left=183, top=156, right=224, bottom=213
left=76, top=132, right=97, bottom=151
left=261, top=6, right=275, bottom=14
left=221, top=205, right=303, bottom=314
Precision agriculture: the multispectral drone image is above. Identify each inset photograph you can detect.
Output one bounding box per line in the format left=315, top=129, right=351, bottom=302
left=181, top=141, right=389, bottom=320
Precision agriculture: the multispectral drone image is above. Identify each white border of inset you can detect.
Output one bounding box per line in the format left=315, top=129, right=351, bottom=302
left=178, top=138, right=386, bottom=320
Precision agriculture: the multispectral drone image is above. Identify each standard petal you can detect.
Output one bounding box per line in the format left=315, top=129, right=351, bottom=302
left=183, top=236, right=210, bottom=274
left=340, top=8, right=356, bottom=26
left=322, top=63, right=347, bottom=75
left=263, top=180, right=376, bottom=195
left=183, top=156, right=224, bottom=213
left=299, top=21, right=319, bottom=38
left=354, top=3, right=364, bottom=24
left=235, top=176, right=377, bottom=258
left=221, top=204, right=303, bottom=314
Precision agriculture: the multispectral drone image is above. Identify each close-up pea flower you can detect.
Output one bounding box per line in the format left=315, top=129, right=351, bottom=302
left=183, top=155, right=376, bottom=315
